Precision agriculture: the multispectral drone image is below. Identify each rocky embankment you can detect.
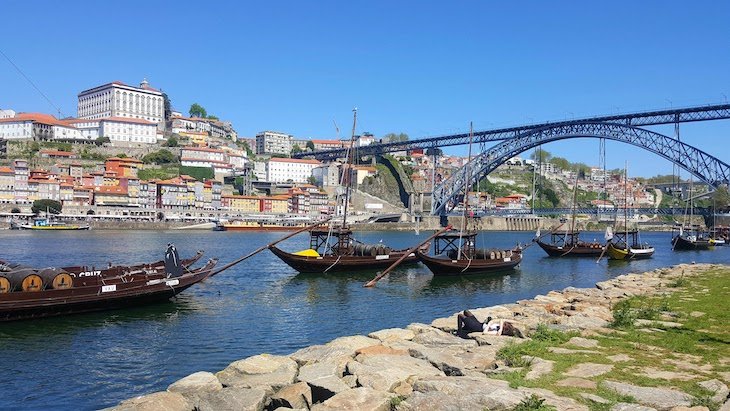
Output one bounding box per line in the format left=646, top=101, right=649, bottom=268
left=106, top=264, right=730, bottom=411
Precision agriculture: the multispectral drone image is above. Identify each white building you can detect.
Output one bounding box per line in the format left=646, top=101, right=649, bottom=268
left=181, top=147, right=228, bottom=167
left=266, top=158, right=321, bottom=183
left=0, top=113, right=84, bottom=141
left=100, top=117, right=158, bottom=144
left=356, top=133, right=375, bottom=147
left=0, top=109, right=16, bottom=119
left=256, top=131, right=291, bottom=155
left=77, top=79, right=164, bottom=129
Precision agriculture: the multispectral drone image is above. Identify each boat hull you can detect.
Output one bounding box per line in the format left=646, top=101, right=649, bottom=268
left=0, top=258, right=217, bottom=322
left=536, top=240, right=604, bottom=257
left=417, top=250, right=522, bottom=276
left=269, top=246, right=422, bottom=273
left=20, top=225, right=90, bottom=230
left=671, top=236, right=714, bottom=250
left=222, top=225, right=307, bottom=232
left=606, top=243, right=655, bottom=260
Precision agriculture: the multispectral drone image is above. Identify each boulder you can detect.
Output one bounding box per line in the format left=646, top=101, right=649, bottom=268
left=556, top=377, right=597, bottom=389
left=697, top=379, right=729, bottom=404
left=368, top=328, right=415, bottom=342
left=346, top=354, right=443, bottom=392
left=411, top=328, right=477, bottom=349
left=311, top=387, right=393, bottom=411
left=406, top=343, right=497, bottom=376
left=603, top=381, right=694, bottom=410
left=406, top=376, right=527, bottom=411
left=355, top=344, right=409, bottom=358
left=195, top=387, right=268, bottom=411
left=108, top=391, right=191, bottom=411
left=167, top=371, right=222, bottom=398
left=269, top=382, right=312, bottom=410
left=580, top=393, right=610, bottom=404
left=563, top=363, right=613, bottom=378
left=296, top=362, right=350, bottom=403
left=611, top=402, right=657, bottom=411
left=216, top=354, right=298, bottom=390
left=472, top=334, right=523, bottom=349
left=525, top=357, right=554, bottom=380
left=289, top=345, right=354, bottom=367
left=326, top=335, right=381, bottom=352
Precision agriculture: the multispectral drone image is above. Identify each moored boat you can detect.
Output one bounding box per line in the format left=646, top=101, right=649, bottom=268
left=218, top=218, right=310, bottom=231
left=605, top=228, right=655, bottom=260
left=19, top=217, right=90, bottom=230
left=0, top=245, right=221, bottom=321
left=416, top=230, right=522, bottom=276
left=671, top=225, right=714, bottom=250
left=535, top=231, right=604, bottom=257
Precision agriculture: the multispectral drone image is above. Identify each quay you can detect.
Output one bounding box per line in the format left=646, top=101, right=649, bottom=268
left=106, top=263, right=730, bottom=411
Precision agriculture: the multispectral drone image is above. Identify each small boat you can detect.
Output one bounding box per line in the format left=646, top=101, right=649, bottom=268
left=416, top=230, right=522, bottom=276
left=19, top=217, right=90, bottom=231
left=0, top=245, right=220, bottom=322
left=270, top=226, right=425, bottom=273
left=671, top=225, right=714, bottom=250
left=535, top=230, right=605, bottom=257
left=218, top=218, right=310, bottom=232
left=605, top=227, right=655, bottom=260
left=709, top=225, right=728, bottom=245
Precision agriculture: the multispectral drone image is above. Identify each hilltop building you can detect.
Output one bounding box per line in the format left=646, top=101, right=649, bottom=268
left=77, top=79, right=165, bottom=129
left=256, top=131, right=291, bottom=155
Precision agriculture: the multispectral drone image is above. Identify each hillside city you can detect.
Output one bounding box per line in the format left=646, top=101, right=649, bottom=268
left=0, top=78, right=704, bottom=222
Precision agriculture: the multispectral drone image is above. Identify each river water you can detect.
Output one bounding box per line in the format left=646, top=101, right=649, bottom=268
left=0, top=229, right=727, bottom=410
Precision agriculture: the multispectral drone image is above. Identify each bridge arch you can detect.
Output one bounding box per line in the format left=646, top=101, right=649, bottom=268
left=432, top=122, right=730, bottom=215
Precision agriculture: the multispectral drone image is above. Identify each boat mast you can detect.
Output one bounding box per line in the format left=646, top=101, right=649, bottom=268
left=462, top=121, right=474, bottom=233
left=341, top=108, right=357, bottom=228
left=569, top=169, right=579, bottom=238
left=624, top=161, right=628, bottom=245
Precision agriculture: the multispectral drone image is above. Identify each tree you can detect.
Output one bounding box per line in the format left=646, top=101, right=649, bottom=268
left=95, top=136, right=110, bottom=146
left=291, top=144, right=303, bottom=155
left=32, top=199, right=62, bottom=215
left=550, top=156, right=570, bottom=171
left=530, top=148, right=552, bottom=162
left=384, top=132, right=409, bottom=143
left=142, top=149, right=177, bottom=164
left=306, top=140, right=315, bottom=151
left=162, top=92, right=172, bottom=124
left=207, top=115, right=219, bottom=121
left=308, top=175, right=318, bottom=186
left=425, top=147, right=443, bottom=157
left=165, top=135, right=179, bottom=147
left=189, top=103, right=207, bottom=118
left=713, top=185, right=730, bottom=210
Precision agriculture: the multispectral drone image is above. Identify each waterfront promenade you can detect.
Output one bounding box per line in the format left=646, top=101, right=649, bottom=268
left=106, top=263, right=730, bottom=410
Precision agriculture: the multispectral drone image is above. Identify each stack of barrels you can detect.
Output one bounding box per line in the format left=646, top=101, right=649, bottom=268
left=447, top=248, right=513, bottom=260
left=0, top=265, right=73, bottom=293
left=352, top=243, right=392, bottom=256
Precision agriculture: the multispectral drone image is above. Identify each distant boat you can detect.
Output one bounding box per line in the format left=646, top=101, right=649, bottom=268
left=19, top=217, right=90, bottom=231
left=216, top=217, right=311, bottom=232
left=671, top=225, right=714, bottom=250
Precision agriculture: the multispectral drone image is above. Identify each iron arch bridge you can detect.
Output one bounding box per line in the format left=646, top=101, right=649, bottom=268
left=432, top=122, right=730, bottom=216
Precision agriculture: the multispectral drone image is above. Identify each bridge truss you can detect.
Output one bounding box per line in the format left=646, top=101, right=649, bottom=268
left=432, top=122, right=730, bottom=216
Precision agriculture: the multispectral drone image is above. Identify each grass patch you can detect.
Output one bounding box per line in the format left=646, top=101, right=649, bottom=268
left=488, top=266, right=730, bottom=411
left=390, top=395, right=406, bottom=409
left=138, top=166, right=180, bottom=181
left=512, top=394, right=556, bottom=411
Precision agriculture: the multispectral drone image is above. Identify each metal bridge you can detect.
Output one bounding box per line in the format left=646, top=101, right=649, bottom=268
left=293, top=103, right=730, bottom=161
left=470, top=207, right=713, bottom=217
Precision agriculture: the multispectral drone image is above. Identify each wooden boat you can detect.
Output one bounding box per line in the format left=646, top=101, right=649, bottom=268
left=606, top=228, right=655, bottom=260
left=671, top=225, right=714, bottom=250
left=536, top=231, right=604, bottom=257
left=605, top=163, right=654, bottom=260
left=270, top=227, right=425, bottom=273
left=0, top=245, right=220, bottom=322
left=709, top=226, right=728, bottom=245
left=416, top=230, right=522, bottom=276
left=19, top=217, right=90, bottom=230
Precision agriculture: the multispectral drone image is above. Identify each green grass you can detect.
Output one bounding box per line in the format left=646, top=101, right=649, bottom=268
left=489, top=266, right=730, bottom=411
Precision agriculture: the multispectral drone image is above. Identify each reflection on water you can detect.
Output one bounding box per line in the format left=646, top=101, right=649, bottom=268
left=0, top=230, right=726, bottom=410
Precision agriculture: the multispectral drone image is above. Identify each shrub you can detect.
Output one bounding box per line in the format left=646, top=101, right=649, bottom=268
left=513, top=394, right=556, bottom=411
left=610, top=299, right=636, bottom=328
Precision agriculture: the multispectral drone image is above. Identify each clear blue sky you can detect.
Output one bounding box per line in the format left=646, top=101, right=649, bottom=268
left=1, top=1, right=728, bottom=177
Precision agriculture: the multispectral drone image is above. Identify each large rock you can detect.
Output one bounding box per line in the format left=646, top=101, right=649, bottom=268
left=326, top=335, right=380, bottom=352
left=269, top=382, right=312, bottom=410
left=407, top=343, right=497, bottom=376
left=518, top=387, right=590, bottom=411
left=556, top=377, right=597, bottom=389
left=167, top=371, right=222, bottom=398
left=109, top=391, right=192, bottom=411
left=355, top=344, right=409, bottom=359
left=195, top=387, right=268, bottom=411
left=603, top=381, right=694, bottom=410
left=311, top=387, right=393, bottom=411
left=289, top=345, right=354, bottom=367
left=611, top=403, right=657, bottom=411
left=525, top=357, right=554, bottom=380
left=368, top=328, right=415, bottom=342
left=697, top=379, right=729, bottom=404
left=566, top=337, right=600, bottom=348
left=563, top=363, right=613, bottom=378
left=346, top=354, right=443, bottom=392
left=411, top=328, right=477, bottom=349
left=216, top=354, right=298, bottom=390
left=296, top=362, right=350, bottom=403
left=403, top=376, right=527, bottom=411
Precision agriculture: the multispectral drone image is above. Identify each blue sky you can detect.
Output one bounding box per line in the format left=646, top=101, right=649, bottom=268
left=1, top=1, right=728, bottom=177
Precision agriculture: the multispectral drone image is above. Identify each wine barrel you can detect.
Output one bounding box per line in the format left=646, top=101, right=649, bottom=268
left=5, top=269, right=42, bottom=292
left=38, top=268, right=73, bottom=290
left=0, top=276, right=9, bottom=293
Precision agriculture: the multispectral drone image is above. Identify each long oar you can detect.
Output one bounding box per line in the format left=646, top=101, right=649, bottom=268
left=210, top=217, right=333, bottom=275
left=364, top=225, right=452, bottom=288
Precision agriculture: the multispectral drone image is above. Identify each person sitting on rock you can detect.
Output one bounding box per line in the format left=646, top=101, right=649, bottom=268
left=456, top=310, right=492, bottom=337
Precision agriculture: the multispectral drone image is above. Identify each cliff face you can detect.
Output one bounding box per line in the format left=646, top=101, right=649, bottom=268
left=358, top=163, right=409, bottom=207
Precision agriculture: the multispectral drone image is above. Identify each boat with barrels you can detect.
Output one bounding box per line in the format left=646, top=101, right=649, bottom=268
left=416, top=229, right=522, bottom=276
left=270, top=225, right=426, bottom=273
left=0, top=245, right=221, bottom=321
left=605, top=227, right=655, bottom=260
left=535, top=230, right=605, bottom=257
left=671, top=225, right=715, bottom=250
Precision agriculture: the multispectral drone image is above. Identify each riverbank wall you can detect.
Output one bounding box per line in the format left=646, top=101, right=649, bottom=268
left=106, top=263, right=730, bottom=411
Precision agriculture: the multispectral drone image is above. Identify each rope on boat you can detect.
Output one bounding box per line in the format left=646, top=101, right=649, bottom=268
left=324, top=254, right=342, bottom=273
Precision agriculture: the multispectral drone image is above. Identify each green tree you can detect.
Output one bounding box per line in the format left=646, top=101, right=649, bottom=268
left=207, top=115, right=219, bottom=120
left=550, top=156, right=570, bottom=171
left=165, top=135, right=179, bottom=147
left=291, top=144, right=303, bottom=155
left=384, top=132, right=409, bottom=143
left=530, top=148, right=552, bottom=162
left=713, top=185, right=730, bottom=210
left=425, top=147, right=443, bottom=156
left=189, top=103, right=207, bottom=118
left=142, top=149, right=177, bottom=164
left=32, top=199, right=62, bottom=215
left=306, top=140, right=315, bottom=151
left=307, top=175, right=318, bottom=185
left=95, top=136, right=110, bottom=146
left=162, top=92, right=172, bottom=124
